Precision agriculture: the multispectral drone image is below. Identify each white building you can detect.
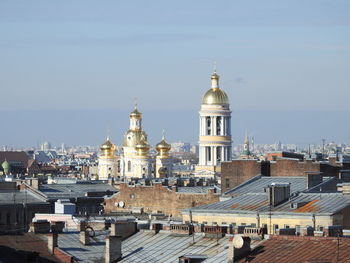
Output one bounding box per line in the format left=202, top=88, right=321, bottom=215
left=195, top=70, right=232, bottom=177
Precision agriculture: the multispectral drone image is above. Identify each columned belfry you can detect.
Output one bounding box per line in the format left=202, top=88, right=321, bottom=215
left=195, top=69, right=232, bottom=177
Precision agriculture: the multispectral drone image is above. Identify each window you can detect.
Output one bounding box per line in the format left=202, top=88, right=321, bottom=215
left=225, top=178, right=230, bottom=188
left=217, top=147, right=222, bottom=163
left=203, top=221, right=208, bottom=224
left=222, top=222, right=227, bottom=225
left=251, top=223, right=256, bottom=227
left=206, top=147, right=211, bottom=162
left=216, top=117, right=222, bottom=135
left=318, top=226, right=324, bottom=231
left=284, top=224, right=290, bottom=229
left=262, top=224, right=268, bottom=229
left=273, top=224, right=279, bottom=233
left=127, top=161, right=131, bottom=172
left=232, top=223, right=236, bottom=227
left=206, top=117, right=211, bottom=135
left=241, top=223, right=246, bottom=226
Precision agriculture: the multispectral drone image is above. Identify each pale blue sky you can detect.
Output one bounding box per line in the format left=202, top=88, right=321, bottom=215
left=0, top=0, right=349, bottom=147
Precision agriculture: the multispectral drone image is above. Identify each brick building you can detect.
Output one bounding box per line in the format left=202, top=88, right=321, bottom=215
left=104, top=182, right=220, bottom=218
left=222, top=157, right=350, bottom=193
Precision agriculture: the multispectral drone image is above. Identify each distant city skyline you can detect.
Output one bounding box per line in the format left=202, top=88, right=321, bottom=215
left=1, top=109, right=349, bottom=148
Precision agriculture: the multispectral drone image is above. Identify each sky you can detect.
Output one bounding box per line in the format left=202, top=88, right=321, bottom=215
left=0, top=0, right=349, bottom=147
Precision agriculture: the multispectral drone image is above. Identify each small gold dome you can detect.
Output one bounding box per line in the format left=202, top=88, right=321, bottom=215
left=202, top=88, right=229, bottom=105
left=130, top=107, right=142, bottom=118
left=100, top=138, right=114, bottom=150
left=156, top=139, right=171, bottom=151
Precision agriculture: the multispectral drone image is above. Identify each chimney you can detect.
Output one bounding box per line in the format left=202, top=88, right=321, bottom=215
left=306, top=172, right=323, bottom=189
left=80, top=231, right=89, bottom=245
left=267, top=183, right=290, bottom=207
left=105, top=235, right=122, bottom=263
left=47, top=233, right=58, bottom=254
left=228, top=235, right=251, bottom=263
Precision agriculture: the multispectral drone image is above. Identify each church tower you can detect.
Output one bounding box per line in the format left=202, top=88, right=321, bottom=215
left=155, top=132, right=173, bottom=178
left=195, top=69, right=232, bottom=177
left=98, top=136, right=118, bottom=180
left=120, top=105, right=153, bottom=178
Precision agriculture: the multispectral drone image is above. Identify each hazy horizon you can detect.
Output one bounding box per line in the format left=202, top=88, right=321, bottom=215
left=1, top=109, right=349, bottom=148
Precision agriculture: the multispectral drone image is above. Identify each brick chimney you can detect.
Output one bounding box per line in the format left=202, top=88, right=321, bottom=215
left=47, top=233, right=58, bottom=254
left=105, top=236, right=122, bottom=263
left=228, top=235, right=251, bottom=263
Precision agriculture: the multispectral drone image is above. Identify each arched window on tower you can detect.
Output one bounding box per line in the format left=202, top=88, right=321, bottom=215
left=216, top=117, right=222, bottom=135
left=127, top=161, right=131, bottom=172
left=206, top=117, right=211, bottom=135
left=217, top=146, right=222, bottom=163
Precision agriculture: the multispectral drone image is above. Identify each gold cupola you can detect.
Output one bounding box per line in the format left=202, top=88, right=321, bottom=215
left=135, top=139, right=150, bottom=158
left=156, top=133, right=171, bottom=158
left=202, top=70, right=229, bottom=105
left=100, top=136, right=116, bottom=157
left=130, top=105, right=142, bottom=119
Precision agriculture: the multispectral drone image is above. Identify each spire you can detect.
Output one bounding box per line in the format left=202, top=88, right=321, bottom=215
left=243, top=130, right=250, bottom=156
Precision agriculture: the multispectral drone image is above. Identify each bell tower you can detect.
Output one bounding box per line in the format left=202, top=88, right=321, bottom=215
left=195, top=69, right=232, bottom=177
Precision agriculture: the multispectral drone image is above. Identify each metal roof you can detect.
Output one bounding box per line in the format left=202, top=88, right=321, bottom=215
left=39, top=182, right=117, bottom=199
left=275, top=193, right=350, bottom=215
left=224, top=176, right=307, bottom=196
left=52, top=230, right=262, bottom=263
left=177, top=186, right=220, bottom=194
left=0, top=189, right=47, bottom=204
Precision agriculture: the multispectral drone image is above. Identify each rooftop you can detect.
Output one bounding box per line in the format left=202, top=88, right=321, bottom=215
left=224, top=175, right=307, bottom=196
left=237, top=235, right=350, bottom=263
left=0, top=189, right=47, bottom=204
left=39, top=182, right=117, bottom=199
left=49, top=230, right=262, bottom=263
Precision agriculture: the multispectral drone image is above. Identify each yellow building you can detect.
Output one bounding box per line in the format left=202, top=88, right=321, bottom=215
left=182, top=176, right=350, bottom=234
left=195, top=70, right=232, bottom=177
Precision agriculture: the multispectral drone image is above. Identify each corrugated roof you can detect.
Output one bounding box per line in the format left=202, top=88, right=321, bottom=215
left=0, top=190, right=47, bottom=204
left=177, top=186, right=220, bottom=194
left=51, top=230, right=262, bottom=263
left=224, top=176, right=307, bottom=196
left=236, top=235, right=350, bottom=263
left=39, top=182, right=117, bottom=199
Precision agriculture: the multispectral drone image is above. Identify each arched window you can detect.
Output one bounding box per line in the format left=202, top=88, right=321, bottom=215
left=206, top=117, right=211, bottom=135
left=127, top=161, right=131, bottom=172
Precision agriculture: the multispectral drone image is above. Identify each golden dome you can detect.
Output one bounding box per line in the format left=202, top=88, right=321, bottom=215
left=202, top=72, right=229, bottom=105
left=123, top=130, right=148, bottom=147
left=100, top=138, right=114, bottom=150
left=202, top=88, right=229, bottom=105
left=156, top=139, right=171, bottom=151
left=130, top=107, right=142, bottom=118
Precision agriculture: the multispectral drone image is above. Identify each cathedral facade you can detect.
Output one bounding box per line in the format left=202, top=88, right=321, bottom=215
left=98, top=106, right=173, bottom=179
